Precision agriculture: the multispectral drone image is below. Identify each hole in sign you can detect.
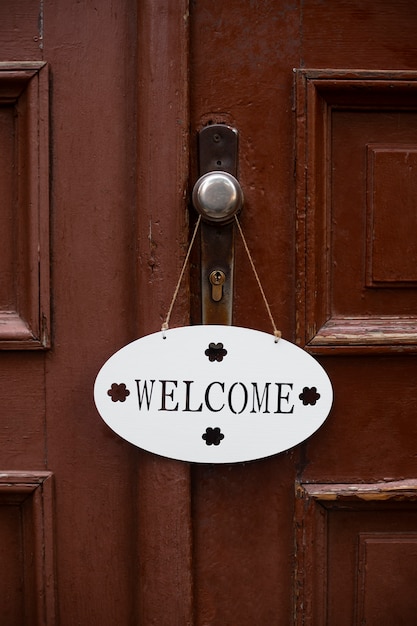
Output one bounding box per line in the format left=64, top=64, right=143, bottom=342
left=202, top=427, right=224, bottom=446
left=205, top=343, right=228, bottom=362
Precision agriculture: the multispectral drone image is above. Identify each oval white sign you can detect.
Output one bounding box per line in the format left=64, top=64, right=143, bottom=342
left=94, top=325, right=333, bottom=463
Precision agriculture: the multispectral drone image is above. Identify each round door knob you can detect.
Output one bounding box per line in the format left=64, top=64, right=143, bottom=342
left=192, top=171, right=243, bottom=223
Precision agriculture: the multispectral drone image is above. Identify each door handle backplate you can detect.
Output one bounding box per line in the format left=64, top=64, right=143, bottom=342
left=192, top=124, right=242, bottom=324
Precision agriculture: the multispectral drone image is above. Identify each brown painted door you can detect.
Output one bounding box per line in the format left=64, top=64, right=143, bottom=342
left=1, top=1, right=417, bottom=624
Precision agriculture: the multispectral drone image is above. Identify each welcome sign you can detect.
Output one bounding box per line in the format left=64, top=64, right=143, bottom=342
left=94, top=325, right=333, bottom=463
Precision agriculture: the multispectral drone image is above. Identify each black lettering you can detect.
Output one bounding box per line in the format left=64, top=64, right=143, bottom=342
left=228, top=382, right=248, bottom=415
left=159, top=380, right=179, bottom=411
left=205, top=382, right=225, bottom=412
left=135, top=379, right=155, bottom=410
left=274, top=383, right=294, bottom=414
left=250, top=382, right=271, bottom=413
left=183, top=380, right=203, bottom=412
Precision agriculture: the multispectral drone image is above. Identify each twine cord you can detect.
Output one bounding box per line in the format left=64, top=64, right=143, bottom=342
left=234, top=215, right=281, bottom=342
left=162, top=215, right=202, bottom=334
left=161, top=212, right=281, bottom=342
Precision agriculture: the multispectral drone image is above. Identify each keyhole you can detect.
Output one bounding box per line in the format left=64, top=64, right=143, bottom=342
left=209, top=270, right=226, bottom=302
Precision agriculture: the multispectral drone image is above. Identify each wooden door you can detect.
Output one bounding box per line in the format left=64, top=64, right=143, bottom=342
left=1, top=1, right=417, bottom=624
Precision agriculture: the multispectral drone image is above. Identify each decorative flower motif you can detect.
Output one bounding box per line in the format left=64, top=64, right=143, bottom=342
left=205, top=342, right=227, bottom=362
left=107, top=383, right=130, bottom=402
left=299, top=386, right=320, bottom=406
left=202, top=427, right=225, bottom=446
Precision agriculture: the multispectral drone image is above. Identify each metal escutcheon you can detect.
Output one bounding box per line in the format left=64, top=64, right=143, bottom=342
left=192, top=171, right=243, bottom=224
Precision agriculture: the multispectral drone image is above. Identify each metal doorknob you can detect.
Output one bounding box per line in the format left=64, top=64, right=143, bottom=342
left=192, top=171, right=243, bottom=223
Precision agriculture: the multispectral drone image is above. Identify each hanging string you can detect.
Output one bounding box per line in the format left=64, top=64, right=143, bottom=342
left=234, top=214, right=281, bottom=342
left=161, top=211, right=281, bottom=341
left=161, top=215, right=202, bottom=335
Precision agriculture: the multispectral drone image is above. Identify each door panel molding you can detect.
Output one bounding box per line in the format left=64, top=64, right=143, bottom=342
left=295, top=479, right=417, bottom=625
left=296, top=69, right=417, bottom=354
left=0, top=471, right=56, bottom=624
left=0, top=62, right=50, bottom=349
